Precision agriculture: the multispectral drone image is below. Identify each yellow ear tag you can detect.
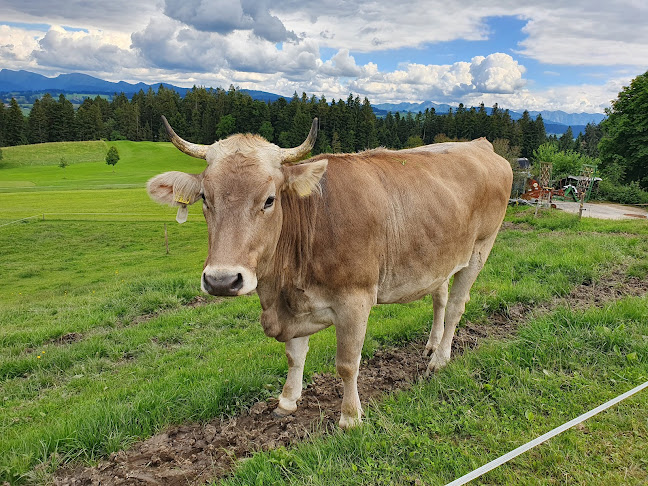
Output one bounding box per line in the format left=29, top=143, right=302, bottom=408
left=176, top=205, right=188, bottom=224
left=174, top=193, right=191, bottom=205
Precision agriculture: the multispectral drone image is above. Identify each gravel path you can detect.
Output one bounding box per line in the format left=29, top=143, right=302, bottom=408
left=552, top=201, right=647, bottom=220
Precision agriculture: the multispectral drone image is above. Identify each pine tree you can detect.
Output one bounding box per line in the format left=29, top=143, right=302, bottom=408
left=5, top=98, right=26, bottom=146
left=0, top=102, right=5, bottom=146
left=28, top=98, right=48, bottom=143
left=559, top=127, right=574, bottom=152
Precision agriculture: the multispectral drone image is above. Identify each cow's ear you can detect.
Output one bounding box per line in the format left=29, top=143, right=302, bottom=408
left=147, top=171, right=202, bottom=206
left=282, top=159, right=328, bottom=197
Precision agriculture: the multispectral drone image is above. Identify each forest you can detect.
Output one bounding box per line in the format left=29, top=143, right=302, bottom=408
left=0, top=86, right=551, bottom=158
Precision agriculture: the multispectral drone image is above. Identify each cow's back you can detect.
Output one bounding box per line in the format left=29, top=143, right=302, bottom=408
left=296, top=139, right=512, bottom=303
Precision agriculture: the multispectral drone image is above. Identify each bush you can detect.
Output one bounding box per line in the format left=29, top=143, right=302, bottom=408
left=595, top=180, right=648, bottom=205
left=109, top=130, right=127, bottom=141
left=533, top=143, right=599, bottom=181
left=105, top=146, right=120, bottom=171
left=404, top=135, right=423, bottom=148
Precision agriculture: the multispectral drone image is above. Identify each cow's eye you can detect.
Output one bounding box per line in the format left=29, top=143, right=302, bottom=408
left=263, top=196, right=275, bottom=209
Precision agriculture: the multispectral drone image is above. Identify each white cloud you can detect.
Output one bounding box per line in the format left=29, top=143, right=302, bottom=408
left=131, top=16, right=228, bottom=72
left=32, top=26, right=137, bottom=72
left=346, top=53, right=524, bottom=102
left=162, top=0, right=296, bottom=42
left=319, top=49, right=362, bottom=77
left=0, top=24, right=40, bottom=69
left=517, top=2, right=648, bottom=66
left=0, top=0, right=157, bottom=33
left=464, top=78, right=628, bottom=113
left=470, top=53, right=526, bottom=93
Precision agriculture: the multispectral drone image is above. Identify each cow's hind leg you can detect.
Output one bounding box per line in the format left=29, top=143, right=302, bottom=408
left=426, top=233, right=498, bottom=374
left=424, top=278, right=449, bottom=357
left=275, top=335, right=310, bottom=416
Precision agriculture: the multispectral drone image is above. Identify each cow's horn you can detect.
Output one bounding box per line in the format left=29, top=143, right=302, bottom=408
left=280, top=118, right=318, bottom=164
left=161, top=115, right=208, bottom=160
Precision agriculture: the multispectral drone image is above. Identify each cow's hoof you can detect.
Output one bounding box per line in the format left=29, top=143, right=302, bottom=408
left=273, top=406, right=294, bottom=418
left=339, top=414, right=362, bottom=429
left=425, top=352, right=450, bottom=375
left=274, top=396, right=298, bottom=417
left=422, top=342, right=438, bottom=357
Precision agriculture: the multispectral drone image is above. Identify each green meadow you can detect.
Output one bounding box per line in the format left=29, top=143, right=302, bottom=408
left=0, top=140, right=205, bottom=195
left=0, top=141, right=646, bottom=484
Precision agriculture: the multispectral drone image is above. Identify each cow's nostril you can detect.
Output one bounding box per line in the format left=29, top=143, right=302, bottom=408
left=203, top=272, right=245, bottom=296
left=232, top=273, right=244, bottom=291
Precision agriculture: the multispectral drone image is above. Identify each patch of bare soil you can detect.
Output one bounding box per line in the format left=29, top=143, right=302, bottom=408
left=53, top=271, right=648, bottom=486
left=130, top=296, right=216, bottom=327
left=49, top=332, right=84, bottom=345
left=499, top=221, right=534, bottom=232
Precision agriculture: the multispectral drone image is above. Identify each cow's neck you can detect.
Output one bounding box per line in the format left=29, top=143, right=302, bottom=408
left=256, top=190, right=321, bottom=305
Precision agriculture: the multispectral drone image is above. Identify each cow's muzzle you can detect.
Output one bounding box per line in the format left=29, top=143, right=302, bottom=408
left=202, top=266, right=257, bottom=296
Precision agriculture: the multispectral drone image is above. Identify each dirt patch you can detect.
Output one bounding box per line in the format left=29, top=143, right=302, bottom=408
left=564, top=270, right=648, bottom=310
left=499, top=221, right=534, bottom=232
left=50, top=332, right=84, bottom=345
left=53, top=273, right=648, bottom=486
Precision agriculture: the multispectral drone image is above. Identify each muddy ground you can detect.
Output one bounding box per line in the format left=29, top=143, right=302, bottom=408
left=53, top=272, right=648, bottom=486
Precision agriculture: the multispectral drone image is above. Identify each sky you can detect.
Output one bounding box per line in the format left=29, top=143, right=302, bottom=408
left=1, top=0, right=647, bottom=113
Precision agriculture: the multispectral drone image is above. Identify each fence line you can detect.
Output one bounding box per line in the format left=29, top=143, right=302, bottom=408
left=42, top=212, right=168, bottom=216
left=445, top=380, right=648, bottom=486
left=0, top=215, right=41, bottom=228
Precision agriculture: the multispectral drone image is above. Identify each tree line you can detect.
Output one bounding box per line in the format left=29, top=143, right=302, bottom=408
left=0, top=86, right=551, bottom=158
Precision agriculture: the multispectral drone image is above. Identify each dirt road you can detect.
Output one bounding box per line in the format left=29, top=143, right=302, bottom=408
left=552, top=201, right=647, bottom=220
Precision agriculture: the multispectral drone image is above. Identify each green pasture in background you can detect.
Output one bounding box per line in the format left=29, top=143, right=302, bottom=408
left=0, top=140, right=205, bottom=194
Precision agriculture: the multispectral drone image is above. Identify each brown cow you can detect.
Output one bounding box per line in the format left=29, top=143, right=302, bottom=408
left=147, top=117, right=512, bottom=428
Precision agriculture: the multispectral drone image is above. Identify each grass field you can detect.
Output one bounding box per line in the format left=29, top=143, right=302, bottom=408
left=0, top=140, right=204, bottom=194
left=0, top=141, right=647, bottom=484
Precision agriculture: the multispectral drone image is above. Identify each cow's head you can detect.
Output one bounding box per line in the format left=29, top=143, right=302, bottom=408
left=147, top=116, right=327, bottom=296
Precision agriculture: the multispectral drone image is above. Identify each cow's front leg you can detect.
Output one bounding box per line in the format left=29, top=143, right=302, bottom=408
left=335, top=295, right=372, bottom=428
left=275, top=335, right=310, bottom=416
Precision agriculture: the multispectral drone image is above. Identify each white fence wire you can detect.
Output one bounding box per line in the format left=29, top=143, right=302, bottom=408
left=445, top=380, right=648, bottom=486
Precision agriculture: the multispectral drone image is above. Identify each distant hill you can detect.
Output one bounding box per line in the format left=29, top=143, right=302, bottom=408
left=0, top=69, right=283, bottom=103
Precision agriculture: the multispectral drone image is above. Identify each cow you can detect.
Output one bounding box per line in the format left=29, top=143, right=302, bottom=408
left=147, top=117, right=513, bottom=428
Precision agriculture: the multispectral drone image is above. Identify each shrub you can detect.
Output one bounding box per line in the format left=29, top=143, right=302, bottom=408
left=533, top=143, right=599, bottom=181
left=105, top=146, right=120, bottom=171
left=595, top=180, right=648, bottom=205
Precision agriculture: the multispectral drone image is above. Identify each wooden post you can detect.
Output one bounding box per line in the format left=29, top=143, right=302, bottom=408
left=164, top=223, right=169, bottom=254
left=578, top=192, right=585, bottom=219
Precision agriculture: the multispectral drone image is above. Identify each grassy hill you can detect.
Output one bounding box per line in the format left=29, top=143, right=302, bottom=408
left=0, top=140, right=206, bottom=193
left=0, top=140, right=108, bottom=168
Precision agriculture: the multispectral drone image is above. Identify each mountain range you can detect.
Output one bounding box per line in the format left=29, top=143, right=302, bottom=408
left=372, top=101, right=605, bottom=128
left=0, top=69, right=282, bottom=103
left=0, top=69, right=605, bottom=134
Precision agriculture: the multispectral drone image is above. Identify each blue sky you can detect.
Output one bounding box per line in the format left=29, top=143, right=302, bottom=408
left=1, top=1, right=646, bottom=113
